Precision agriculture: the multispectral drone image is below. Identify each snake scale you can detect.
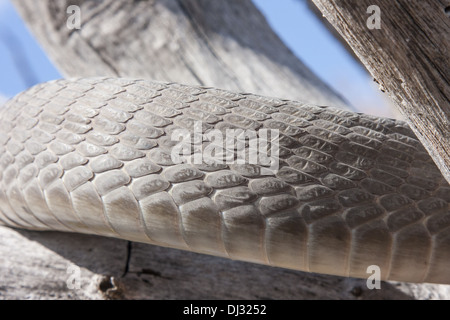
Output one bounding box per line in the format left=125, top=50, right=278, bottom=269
left=0, top=77, right=449, bottom=284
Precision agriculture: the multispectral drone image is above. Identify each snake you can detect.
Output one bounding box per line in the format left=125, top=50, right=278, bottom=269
left=0, top=77, right=449, bottom=284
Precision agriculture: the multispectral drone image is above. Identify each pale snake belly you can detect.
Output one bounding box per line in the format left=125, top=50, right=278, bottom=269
left=0, top=77, right=448, bottom=284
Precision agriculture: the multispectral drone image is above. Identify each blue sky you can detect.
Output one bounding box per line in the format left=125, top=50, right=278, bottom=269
left=0, top=0, right=396, bottom=117
left=0, top=0, right=60, bottom=97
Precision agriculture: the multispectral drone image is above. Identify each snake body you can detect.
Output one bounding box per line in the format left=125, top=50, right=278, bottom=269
left=0, top=78, right=449, bottom=284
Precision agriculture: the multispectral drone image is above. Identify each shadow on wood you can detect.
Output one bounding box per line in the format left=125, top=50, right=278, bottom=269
left=0, top=226, right=420, bottom=299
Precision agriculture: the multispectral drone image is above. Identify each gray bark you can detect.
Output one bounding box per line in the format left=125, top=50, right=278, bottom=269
left=1, top=0, right=449, bottom=300
left=312, top=0, right=450, bottom=183
left=11, top=0, right=349, bottom=109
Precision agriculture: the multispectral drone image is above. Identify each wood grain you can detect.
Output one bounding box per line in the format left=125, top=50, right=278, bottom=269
left=11, top=0, right=350, bottom=109
left=312, top=0, right=450, bottom=183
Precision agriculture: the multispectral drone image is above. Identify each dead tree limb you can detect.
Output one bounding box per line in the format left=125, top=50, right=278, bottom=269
left=312, top=0, right=450, bottom=183
left=11, top=0, right=350, bottom=109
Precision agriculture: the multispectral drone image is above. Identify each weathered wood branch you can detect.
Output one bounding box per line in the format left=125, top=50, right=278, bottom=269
left=6, top=226, right=438, bottom=300
left=312, top=0, right=450, bottom=183
left=11, top=0, right=350, bottom=109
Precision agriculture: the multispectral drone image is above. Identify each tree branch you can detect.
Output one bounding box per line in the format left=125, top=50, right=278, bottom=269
left=312, top=0, right=450, bottom=183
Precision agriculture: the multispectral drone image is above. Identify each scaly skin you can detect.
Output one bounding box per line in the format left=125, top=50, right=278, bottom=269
left=0, top=78, right=448, bottom=283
